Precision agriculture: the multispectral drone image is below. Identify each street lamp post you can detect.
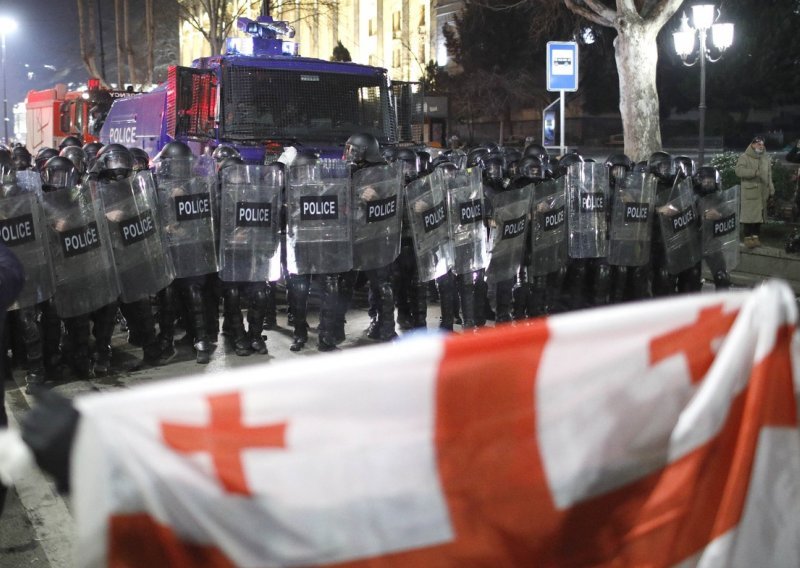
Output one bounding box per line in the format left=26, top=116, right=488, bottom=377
left=672, top=4, right=734, bottom=165
left=0, top=16, right=17, bottom=144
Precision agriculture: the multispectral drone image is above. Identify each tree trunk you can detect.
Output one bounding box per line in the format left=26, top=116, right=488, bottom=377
left=123, top=0, right=137, bottom=85
left=614, top=22, right=662, bottom=162
left=114, top=0, right=124, bottom=86
left=76, top=0, right=105, bottom=82
left=145, top=0, right=154, bottom=84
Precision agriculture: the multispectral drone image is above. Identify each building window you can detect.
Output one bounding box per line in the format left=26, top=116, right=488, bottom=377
left=419, top=5, right=426, bottom=28
left=392, top=48, right=401, bottom=68
left=369, top=18, right=378, bottom=36
left=392, top=11, right=402, bottom=39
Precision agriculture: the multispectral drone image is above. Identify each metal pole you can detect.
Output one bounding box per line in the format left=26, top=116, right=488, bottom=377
left=2, top=32, right=7, bottom=143
left=559, top=90, right=565, bottom=156
left=698, top=29, right=707, bottom=166
left=97, top=0, right=106, bottom=79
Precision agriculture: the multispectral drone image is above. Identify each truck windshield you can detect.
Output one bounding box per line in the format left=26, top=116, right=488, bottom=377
left=220, top=65, right=394, bottom=144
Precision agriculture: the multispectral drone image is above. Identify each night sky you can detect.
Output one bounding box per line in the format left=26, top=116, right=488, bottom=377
left=2, top=0, right=109, bottom=137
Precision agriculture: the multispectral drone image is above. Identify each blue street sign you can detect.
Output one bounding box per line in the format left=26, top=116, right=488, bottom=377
left=547, top=41, right=579, bottom=92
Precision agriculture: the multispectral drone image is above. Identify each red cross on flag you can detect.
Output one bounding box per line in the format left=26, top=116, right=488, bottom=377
left=71, top=280, right=800, bottom=567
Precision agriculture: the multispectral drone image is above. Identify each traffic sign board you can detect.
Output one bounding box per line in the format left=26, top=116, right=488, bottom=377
left=547, top=41, right=579, bottom=92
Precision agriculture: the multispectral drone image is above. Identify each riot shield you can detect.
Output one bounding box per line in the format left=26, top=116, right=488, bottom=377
left=15, top=170, right=43, bottom=196
left=567, top=162, right=609, bottom=259
left=40, top=185, right=119, bottom=318
left=351, top=164, right=403, bottom=271
left=404, top=175, right=451, bottom=283
left=219, top=164, right=282, bottom=282
left=0, top=190, right=55, bottom=310
left=441, top=167, right=488, bottom=275
left=656, top=177, right=702, bottom=275
left=700, top=185, right=740, bottom=273
left=528, top=179, right=567, bottom=277
left=608, top=172, right=655, bottom=267
left=486, top=185, right=533, bottom=286
left=95, top=172, right=174, bottom=303
left=155, top=165, right=218, bottom=279
left=286, top=159, right=352, bottom=275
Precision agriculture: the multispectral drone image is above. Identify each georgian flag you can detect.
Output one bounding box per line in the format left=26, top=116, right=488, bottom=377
left=72, top=280, right=800, bottom=567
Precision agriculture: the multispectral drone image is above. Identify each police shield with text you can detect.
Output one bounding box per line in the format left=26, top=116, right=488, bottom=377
left=442, top=165, right=487, bottom=329
left=607, top=154, right=655, bottom=301
left=697, top=166, right=739, bottom=290
left=0, top=151, right=57, bottom=392
left=40, top=156, right=119, bottom=376
left=153, top=141, right=218, bottom=364
left=564, top=158, right=611, bottom=309
left=286, top=156, right=352, bottom=350
left=218, top=162, right=282, bottom=355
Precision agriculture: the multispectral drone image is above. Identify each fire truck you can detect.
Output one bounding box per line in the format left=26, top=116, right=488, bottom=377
left=24, top=78, right=138, bottom=153
left=99, top=16, right=420, bottom=162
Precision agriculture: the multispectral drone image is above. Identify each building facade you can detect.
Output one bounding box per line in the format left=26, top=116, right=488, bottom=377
left=179, top=0, right=462, bottom=84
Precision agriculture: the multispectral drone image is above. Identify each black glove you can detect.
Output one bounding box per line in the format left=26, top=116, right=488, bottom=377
left=20, top=390, right=80, bottom=494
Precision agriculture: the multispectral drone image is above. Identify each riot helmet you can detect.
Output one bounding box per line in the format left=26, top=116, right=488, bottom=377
left=555, top=150, right=584, bottom=178
left=416, top=151, right=431, bottom=175
left=93, top=143, right=134, bottom=181
left=647, top=151, right=675, bottom=181
left=605, top=153, right=633, bottom=185
left=218, top=156, right=246, bottom=184
left=290, top=149, right=320, bottom=183
left=59, top=145, right=88, bottom=177
left=59, top=135, right=83, bottom=150
left=633, top=160, right=649, bottom=174
left=211, top=144, right=241, bottom=165
left=504, top=149, right=522, bottom=178
left=694, top=166, right=722, bottom=196
left=153, top=141, right=194, bottom=179
left=523, top=143, right=551, bottom=177
left=381, top=146, right=398, bottom=163
left=0, top=148, right=14, bottom=185
left=129, top=147, right=151, bottom=172
left=434, top=160, right=458, bottom=174
left=481, top=154, right=505, bottom=185
left=12, top=146, right=32, bottom=171
left=343, top=132, right=383, bottom=165
left=82, top=142, right=104, bottom=170
left=41, top=156, right=79, bottom=191
left=517, top=155, right=545, bottom=182
left=466, top=147, right=489, bottom=169
left=673, top=155, right=695, bottom=180
left=395, top=147, right=419, bottom=182
left=34, top=147, right=59, bottom=172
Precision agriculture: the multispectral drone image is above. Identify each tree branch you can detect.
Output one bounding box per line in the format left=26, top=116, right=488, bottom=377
left=564, top=0, right=615, bottom=27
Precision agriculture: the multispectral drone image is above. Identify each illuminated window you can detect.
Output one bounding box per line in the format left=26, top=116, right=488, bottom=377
left=369, top=18, right=377, bottom=36
left=392, top=11, right=401, bottom=39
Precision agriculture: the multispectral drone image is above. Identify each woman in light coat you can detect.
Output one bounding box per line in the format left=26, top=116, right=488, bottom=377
left=734, top=136, right=774, bottom=248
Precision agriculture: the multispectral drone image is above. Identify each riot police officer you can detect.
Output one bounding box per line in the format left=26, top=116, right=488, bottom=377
left=82, top=142, right=104, bottom=171
left=695, top=166, right=737, bottom=290
left=342, top=132, right=401, bottom=343
left=152, top=141, right=218, bottom=364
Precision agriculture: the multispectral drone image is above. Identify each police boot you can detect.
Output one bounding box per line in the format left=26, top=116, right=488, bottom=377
left=610, top=266, right=629, bottom=303
left=495, top=280, right=514, bottom=324
left=512, top=279, right=530, bottom=321
left=437, top=274, right=455, bottom=331
left=544, top=267, right=567, bottom=314
left=564, top=260, right=589, bottom=311
left=263, top=282, right=277, bottom=330
left=527, top=276, right=547, bottom=318
left=187, top=283, right=212, bottom=364
left=713, top=270, right=731, bottom=290
left=591, top=261, right=612, bottom=307
left=247, top=285, right=268, bottom=355
left=393, top=252, right=413, bottom=330
left=457, top=274, right=477, bottom=330
left=41, top=302, right=62, bottom=381
left=92, top=303, right=118, bottom=377
left=376, top=280, right=398, bottom=342
left=131, top=299, right=161, bottom=366
left=318, top=276, right=339, bottom=352
left=410, top=281, right=428, bottom=329
left=289, top=275, right=310, bottom=352
left=20, top=307, right=45, bottom=394
left=223, top=287, right=250, bottom=356
left=157, top=285, right=178, bottom=363
left=473, top=272, right=489, bottom=325
left=366, top=275, right=382, bottom=339
left=64, top=316, right=91, bottom=378
left=677, top=263, right=703, bottom=294
left=204, top=276, right=221, bottom=340
left=334, top=272, right=355, bottom=345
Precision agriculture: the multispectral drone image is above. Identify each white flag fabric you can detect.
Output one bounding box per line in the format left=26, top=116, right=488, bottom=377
left=71, top=280, right=800, bottom=567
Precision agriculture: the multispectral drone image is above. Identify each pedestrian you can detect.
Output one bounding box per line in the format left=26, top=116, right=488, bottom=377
left=734, top=136, right=774, bottom=249
left=0, top=242, right=26, bottom=514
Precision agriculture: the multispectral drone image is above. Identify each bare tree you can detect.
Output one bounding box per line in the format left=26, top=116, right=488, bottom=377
left=114, top=0, right=125, bottom=86
left=560, top=0, right=684, bottom=160
left=145, top=0, right=155, bottom=84
left=76, top=0, right=107, bottom=85
left=174, top=0, right=250, bottom=55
